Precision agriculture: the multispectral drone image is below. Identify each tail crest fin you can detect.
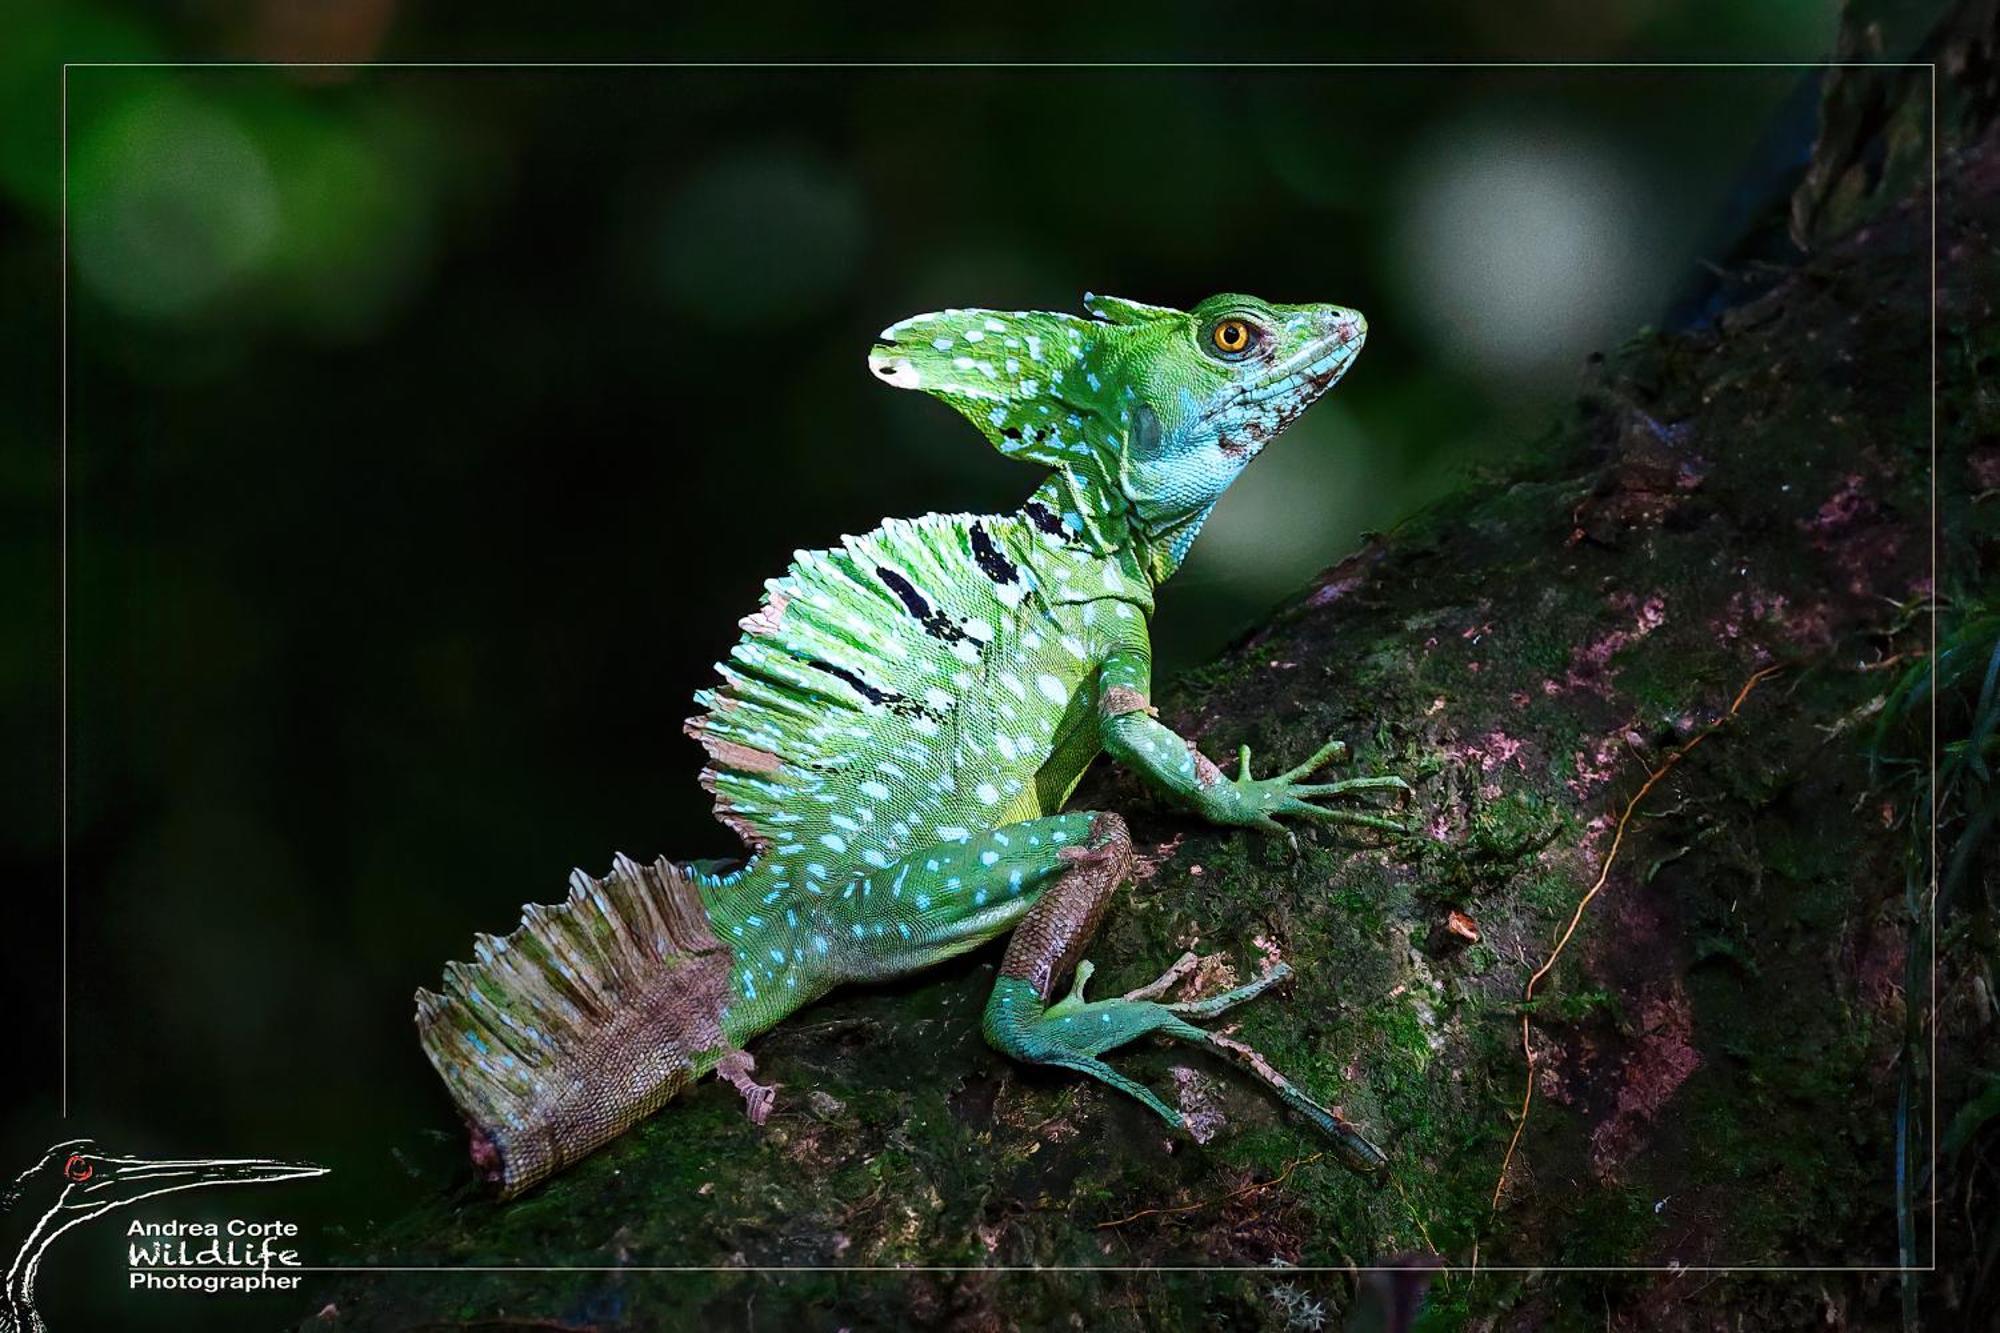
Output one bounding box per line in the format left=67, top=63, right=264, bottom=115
left=415, top=854, right=735, bottom=1197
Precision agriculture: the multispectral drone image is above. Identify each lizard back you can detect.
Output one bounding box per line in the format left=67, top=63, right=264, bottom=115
left=687, top=509, right=1144, bottom=892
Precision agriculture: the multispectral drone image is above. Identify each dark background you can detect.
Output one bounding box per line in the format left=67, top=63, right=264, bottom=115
left=3, top=4, right=1851, bottom=1327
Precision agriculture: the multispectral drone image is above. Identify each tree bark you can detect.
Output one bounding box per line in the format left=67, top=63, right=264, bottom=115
left=305, top=35, right=2000, bottom=1333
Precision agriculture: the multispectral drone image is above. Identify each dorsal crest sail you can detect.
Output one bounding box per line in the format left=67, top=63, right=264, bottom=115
left=688, top=513, right=1034, bottom=860
left=686, top=511, right=1144, bottom=877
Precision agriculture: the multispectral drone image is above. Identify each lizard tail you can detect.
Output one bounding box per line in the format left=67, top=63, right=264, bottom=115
left=414, top=854, right=737, bottom=1198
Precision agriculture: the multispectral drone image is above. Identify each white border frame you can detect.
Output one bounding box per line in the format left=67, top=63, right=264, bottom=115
left=62, top=59, right=1928, bottom=1280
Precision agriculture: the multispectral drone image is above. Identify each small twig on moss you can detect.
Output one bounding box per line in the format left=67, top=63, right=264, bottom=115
left=1388, top=1174, right=1447, bottom=1292
left=1094, top=1152, right=1323, bottom=1229
left=1477, top=665, right=1782, bottom=1266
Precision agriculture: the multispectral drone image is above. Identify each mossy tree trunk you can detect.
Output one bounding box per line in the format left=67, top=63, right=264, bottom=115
left=306, top=31, right=2000, bottom=1333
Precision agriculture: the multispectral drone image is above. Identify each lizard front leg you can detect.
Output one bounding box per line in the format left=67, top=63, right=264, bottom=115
left=1096, top=633, right=1409, bottom=834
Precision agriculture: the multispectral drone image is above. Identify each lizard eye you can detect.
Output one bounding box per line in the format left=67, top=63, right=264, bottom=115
left=1207, top=318, right=1258, bottom=359
left=64, top=1154, right=93, bottom=1183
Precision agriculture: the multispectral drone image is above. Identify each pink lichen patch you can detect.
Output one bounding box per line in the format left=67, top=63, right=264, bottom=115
left=1801, top=473, right=1873, bottom=534
left=1798, top=474, right=1909, bottom=595
left=1566, top=732, right=1632, bottom=800
left=1250, top=933, right=1286, bottom=972
left=1449, top=728, right=1526, bottom=774
left=1307, top=576, right=1364, bottom=608
left=1576, top=812, right=1617, bottom=860
left=1304, top=540, right=1389, bottom=608
left=1560, top=592, right=1668, bottom=699
left=1837, top=528, right=1906, bottom=596
left=1710, top=588, right=1836, bottom=656
left=1588, top=985, right=1702, bottom=1180
left=1129, top=834, right=1184, bottom=883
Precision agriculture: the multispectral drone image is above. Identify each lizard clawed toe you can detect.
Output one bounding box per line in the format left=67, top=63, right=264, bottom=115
left=717, top=1050, right=780, bottom=1125
left=1057, top=841, right=1123, bottom=869
left=1121, top=951, right=1202, bottom=1002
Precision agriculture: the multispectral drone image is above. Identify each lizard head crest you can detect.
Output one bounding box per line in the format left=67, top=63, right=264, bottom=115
left=868, top=291, right=1365, bottom=578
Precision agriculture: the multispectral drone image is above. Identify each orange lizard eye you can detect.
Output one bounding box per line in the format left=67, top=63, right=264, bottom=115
left=64, top=1154, right=93, bottom=1182
left=1210, top=319, right=1254, bottom=356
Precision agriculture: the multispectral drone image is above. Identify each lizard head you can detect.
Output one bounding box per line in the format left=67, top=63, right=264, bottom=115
left=868, top=292, right=1364, bottom=580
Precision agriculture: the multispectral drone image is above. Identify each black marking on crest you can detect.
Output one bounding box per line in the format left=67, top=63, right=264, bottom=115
left=875, top=565, right=966, bottom=642
left=1024, top=502, right=1067, bottom=538
left=969, top=523, right=1020, bottom=585
left=806, top=657, right=900, bottom=708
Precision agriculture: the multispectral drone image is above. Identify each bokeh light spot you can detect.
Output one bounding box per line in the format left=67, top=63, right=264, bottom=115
left=72, top=89, right=279, bottom=320
left=1393, top=122, right=1656, bottom=378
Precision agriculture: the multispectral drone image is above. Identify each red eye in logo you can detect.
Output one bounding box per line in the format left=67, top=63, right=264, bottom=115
left=63, top=1154, right=93, bottom=1183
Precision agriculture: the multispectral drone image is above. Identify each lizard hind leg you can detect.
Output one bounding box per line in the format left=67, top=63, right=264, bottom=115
left=980, top=815, right=1388, bottom=1183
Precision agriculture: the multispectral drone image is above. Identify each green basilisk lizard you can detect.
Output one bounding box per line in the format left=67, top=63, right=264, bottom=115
left=417, top=292, right=1406, bottom=1198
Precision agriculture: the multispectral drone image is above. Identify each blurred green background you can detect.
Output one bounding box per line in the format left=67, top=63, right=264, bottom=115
left=3, top=1, right=1850, bottom=1326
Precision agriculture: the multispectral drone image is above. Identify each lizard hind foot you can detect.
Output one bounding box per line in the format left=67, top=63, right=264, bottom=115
left=716, top=1049, right=780, bottom=1125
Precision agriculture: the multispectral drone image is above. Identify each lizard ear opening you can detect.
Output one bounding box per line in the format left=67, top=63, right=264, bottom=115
left=867, top=306, right=1112, bottom=469
left=1082, top=292, right=1178, bottom=327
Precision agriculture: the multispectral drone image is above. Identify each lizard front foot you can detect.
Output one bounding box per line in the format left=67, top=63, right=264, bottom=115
left=1205, top=737, right=1412, bottom=834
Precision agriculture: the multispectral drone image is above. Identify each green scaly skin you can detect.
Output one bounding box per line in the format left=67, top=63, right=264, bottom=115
left=417, top=291, right=1405, bottom=1197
